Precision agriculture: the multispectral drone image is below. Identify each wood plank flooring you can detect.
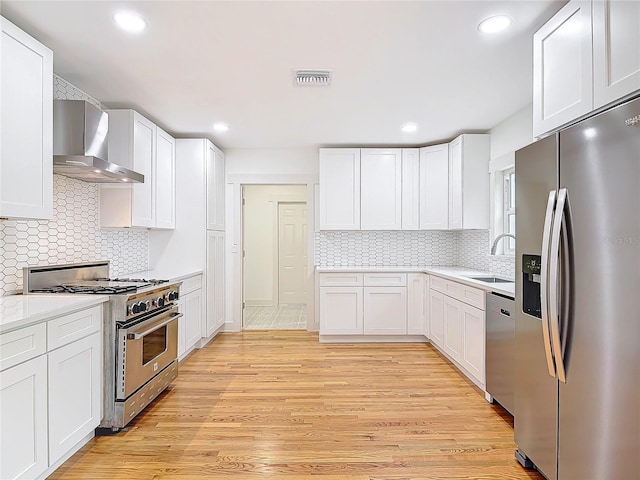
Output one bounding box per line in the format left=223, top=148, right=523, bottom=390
left=49, top=331, right=543, bottom=480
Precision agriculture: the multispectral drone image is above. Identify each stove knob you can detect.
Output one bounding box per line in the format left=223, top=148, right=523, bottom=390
left=156, top=296, right=165, bottom=307
left=168, top=291, right=177, bottom=301
left=145, top=300, right=152, bottom=310
left=131, top=303, right=141, bottom=314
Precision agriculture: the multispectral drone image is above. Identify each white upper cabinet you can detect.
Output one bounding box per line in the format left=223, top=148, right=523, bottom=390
left=419, top=144, right=449, bottom=230
left=401, top=149, right=420, bottom=230
left=360, top=149, right=402, bottom=230
left=533, top=0, right=640, bottom=137
left=448, top=134, right=490, bottom=230
left=592, top=0, right=640, bottom=108
left=206, top=141, right=225, bottom=231
left=533, top=0, right=593, bottom=137
left=155, top=127, right=176, bottom=229
left=101, top=110, right=175, bottom=229
left=319, top=148, right=361, bottom=230
left=0, top=17, right=53, bottom=220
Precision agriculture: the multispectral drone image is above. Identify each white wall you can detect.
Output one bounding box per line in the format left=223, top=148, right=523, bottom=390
left=226, top=148, right=318, bottom=176
left=489, top=103, right=534, bottom=171
left=243, top=185, right=307, bottom=305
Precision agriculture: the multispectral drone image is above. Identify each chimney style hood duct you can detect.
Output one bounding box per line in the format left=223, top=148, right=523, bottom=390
left=53, top=100, right=144, bottom=183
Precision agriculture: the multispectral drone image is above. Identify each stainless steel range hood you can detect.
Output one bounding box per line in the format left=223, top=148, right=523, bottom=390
left=53, top=100, right=144, bottom=183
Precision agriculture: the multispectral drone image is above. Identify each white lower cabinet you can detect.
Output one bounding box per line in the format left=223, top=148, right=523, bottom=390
left=0, top=355, right=48, bottom=480
left=407, top=273, right=427, bottom=335
left=319, top=272, right=419, bottom=339
left=443, top=295, right=464, bottom=360
left=178, top=275, right=204, bottom=359
left=460, top=302, right=485, bottom=384
left=429, top=289, right=445, bottom=348
left=185, top=289, right=203, bottom=351
left=47, top=332, right=102, bottom=464
left=319, top=286, right=364, bottom=334
left=429, top=277, right=486, bottom=387
left=363, top=287, right=407, bottom=335
left=0, top=304, right=104, bottom=480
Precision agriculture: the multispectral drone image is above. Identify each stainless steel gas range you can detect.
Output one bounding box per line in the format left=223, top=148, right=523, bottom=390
left=24, top=261, right=182, bottom=432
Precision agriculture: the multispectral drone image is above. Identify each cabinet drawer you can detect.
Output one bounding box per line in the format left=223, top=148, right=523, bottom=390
left=430, top=275, right=447, bottom=292
left=0, top=323, right=47, bottom=372
left=364, top=273, right=407, bottom=287
left=47, top=305, right=102, bottom=350
left=459, top=284, right=485, bottom=310
left=319, top=273, right=363, bottom=287
left=430, top=276, right=485, bottom=310
left=180, top=274, right=202, bottom=295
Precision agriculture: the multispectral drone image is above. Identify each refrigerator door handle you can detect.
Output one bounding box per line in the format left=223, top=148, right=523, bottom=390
left=540, top=190, right=557, bottom=378
left=549, top=188, right=568, bottom=383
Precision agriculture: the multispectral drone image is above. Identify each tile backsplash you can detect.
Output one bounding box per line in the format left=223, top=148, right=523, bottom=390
left=0, top=76, right=149, bottom=295
left=314, top=229, right=515, bottom=278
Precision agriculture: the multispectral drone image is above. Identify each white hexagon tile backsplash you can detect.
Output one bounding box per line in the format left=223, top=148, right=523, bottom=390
left=0, top=175, right=149, bottom=295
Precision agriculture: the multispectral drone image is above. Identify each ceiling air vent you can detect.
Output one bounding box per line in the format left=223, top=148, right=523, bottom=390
left=294, top=69, right=333, bottom=87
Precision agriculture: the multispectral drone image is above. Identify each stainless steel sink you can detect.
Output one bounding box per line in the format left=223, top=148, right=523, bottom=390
left=467, top=276, right=514, bottom=284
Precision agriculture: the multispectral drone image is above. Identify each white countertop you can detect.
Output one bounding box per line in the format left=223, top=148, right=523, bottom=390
left=316, top=265, right=515, bottom=298
left=123, top=267, right=203, bottom=284
left=0, top=294, right=109, bottom=334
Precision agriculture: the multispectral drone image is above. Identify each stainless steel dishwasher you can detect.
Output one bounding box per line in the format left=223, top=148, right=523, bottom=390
left=486, top=291, right=515, bottom=415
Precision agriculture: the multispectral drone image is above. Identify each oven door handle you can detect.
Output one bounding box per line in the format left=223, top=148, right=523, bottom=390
left=127, top=312, right=182, bottom=340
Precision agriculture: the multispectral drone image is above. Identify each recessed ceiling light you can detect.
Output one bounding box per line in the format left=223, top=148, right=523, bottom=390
left=213, top=123, right=229, bottom=133
left=478, top=15, right=512, bottom=34
left=113, top=11, right=148, bottom=33
left=401, top=123, right=418, bottom=133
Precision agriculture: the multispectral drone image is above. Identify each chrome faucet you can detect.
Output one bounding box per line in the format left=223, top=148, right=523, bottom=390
left=490, top=233, right=516, bottom=255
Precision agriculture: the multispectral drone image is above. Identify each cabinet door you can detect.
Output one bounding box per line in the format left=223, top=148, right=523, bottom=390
left=423, top=276, right=430, bottom=338
left=319, top=148, right=361, bottom=230
left=48, top=332, right=102, bottom=465
left=593, top=0, right=640, bottom=108
left=407, top=274, right=426, bottom=335
left=319, top=286, right=363, bottom=334
left=429, top=289, right=445, bottom=348
left=185, top=289, right=203, bottom=349
left=0, top=355, right=48, bottom=480
left=461, top=303, right=485, bottom=384
left=443, top=295, right=463, bottom=363
left=533, top=0, right=593, bottom=137
left=206, top=231, right=225, bottom=336
left=155, top=127, right=176, bottom=229
left=448, top=138, right=463, bottom=230
left=0, top=18, right=53, bottom=220
left=206, top=143, right=225, bottom=231
left=401, top=149, right=420, bottom=230
left=360, top=149, right=402, bottom=230
left=364, top=286, right=407, bottom=335
left=132, top=112, right=156, bottom=227
left=419, top=145, right=449, bottom=230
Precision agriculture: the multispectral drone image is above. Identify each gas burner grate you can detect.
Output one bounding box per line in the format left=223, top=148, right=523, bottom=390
left=98, top=277, right=169, bottom=285
left=62, top=284, right=139, bottom=294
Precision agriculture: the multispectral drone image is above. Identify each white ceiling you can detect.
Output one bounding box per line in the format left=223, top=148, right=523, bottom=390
left=2, top=1, right=564, bottom=150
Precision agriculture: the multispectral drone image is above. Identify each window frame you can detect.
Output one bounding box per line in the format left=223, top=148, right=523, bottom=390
left=503, top=167, right=515, bottom=255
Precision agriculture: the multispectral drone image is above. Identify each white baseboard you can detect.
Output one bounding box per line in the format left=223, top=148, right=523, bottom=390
left=319, top=334, right=428, bottom=343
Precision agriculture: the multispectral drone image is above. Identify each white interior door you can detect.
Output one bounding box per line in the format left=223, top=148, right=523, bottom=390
left=278, top=202, right=307, bottom=304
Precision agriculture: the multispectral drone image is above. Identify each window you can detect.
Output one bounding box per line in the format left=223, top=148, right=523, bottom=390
left=503, top=167, right=515, bottom=254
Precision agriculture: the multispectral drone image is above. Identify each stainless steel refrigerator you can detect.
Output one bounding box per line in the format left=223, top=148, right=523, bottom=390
left=514, top=95, right=639, bottom=480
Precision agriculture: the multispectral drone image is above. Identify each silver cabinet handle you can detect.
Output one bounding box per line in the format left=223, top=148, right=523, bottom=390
left=541, top=190, right=557, bottom=378
left=127, top=312, right=182, bottom=340
left=549, top=188, right=568, bottom=383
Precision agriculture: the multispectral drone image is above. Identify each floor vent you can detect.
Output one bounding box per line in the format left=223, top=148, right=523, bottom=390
left=294, top=69, right=332, bottom=87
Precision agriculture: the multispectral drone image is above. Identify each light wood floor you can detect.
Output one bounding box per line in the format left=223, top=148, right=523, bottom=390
left=49, top=331, right=543, bottom=480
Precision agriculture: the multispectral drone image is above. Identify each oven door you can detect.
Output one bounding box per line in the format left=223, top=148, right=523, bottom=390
left=116, top=306, right=181, bottom=400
